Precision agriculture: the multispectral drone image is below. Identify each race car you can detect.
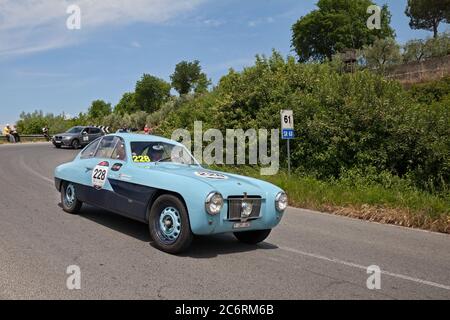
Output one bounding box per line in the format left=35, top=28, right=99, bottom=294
left=54, top=133, right=288, bottom=254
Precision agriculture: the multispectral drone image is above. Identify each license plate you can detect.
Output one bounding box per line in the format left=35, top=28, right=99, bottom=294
left=54, top=141, right=61, bottom=144
left=233, top=222, right=251, bottom=229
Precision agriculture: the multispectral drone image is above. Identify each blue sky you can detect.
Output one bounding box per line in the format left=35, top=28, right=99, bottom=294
left=0, top=0, right=448, bottom=125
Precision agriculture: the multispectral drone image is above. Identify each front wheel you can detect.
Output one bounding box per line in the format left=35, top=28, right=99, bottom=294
left=61, top=182, right=82, bottom=214
left=71, top=139, right=81, bottom=149
left=148, top=195, right=193, bottom=254
left=234, top=229, right=272, bottom=244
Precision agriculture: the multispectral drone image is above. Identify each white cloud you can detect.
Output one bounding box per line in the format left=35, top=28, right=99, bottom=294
left=203, top=19, right=224, bottom=27
left=131, top=41, right=142, bottom=48
left=0, top=0, right=206, bottom=57
left=248, top=17, right=275, bottom=28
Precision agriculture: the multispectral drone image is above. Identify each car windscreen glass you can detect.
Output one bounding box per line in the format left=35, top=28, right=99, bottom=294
left=66, top=127, right=84, bottom=134
left=131, top=142, right=196, bottom=165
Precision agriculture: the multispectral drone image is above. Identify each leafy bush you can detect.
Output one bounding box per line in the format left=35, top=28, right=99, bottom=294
left=409, top=76, right=450, bottom=104
left=159, top=51, right=450, bottom=192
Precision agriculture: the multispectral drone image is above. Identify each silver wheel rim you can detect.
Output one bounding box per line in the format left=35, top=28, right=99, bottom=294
left=64, top=184, right=76, bottom=207
left=155, top=207, right=181, bottom=244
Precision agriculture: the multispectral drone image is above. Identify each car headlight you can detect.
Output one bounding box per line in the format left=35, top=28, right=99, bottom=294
left=205, top=192, right=223, bottom=215
left=275, top=192, right=288, bottom=212
left=241, top=200, right=253, bottom=218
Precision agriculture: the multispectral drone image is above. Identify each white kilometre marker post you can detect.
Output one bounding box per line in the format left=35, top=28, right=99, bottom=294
left=281, top=110, right=295, bottom=177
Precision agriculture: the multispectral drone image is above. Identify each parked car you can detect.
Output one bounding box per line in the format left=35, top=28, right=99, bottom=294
left=54, top=133, right=288, bottom=254
left=52, top=126, right=104, bottom=149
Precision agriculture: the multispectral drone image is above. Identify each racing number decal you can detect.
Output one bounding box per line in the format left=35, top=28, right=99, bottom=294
left=91, top=165, right=109, bottom=189
left=132, top=155, right=151, bottom=163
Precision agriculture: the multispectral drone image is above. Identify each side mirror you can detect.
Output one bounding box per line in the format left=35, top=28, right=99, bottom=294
left=82, top=131, right=88, bottom=135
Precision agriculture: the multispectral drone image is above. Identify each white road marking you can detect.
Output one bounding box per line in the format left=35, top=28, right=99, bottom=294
left=280, top=246, right=450, bottom=291
left=19, top=156, right=53, bottom=184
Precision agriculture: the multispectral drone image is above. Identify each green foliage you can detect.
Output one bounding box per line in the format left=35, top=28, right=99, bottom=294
left=425, top=33, right=450, bottom=57
left=291, top=0, right=395, bottom=62
left=159, top=51, right=450, bottom=192
left=16, top=111, right=88, bottom=135
left=214, top=166, right=449, bottom=227
left=410, top=76, right=450, bottom=104
left=403, top=39, right=429, bottom=63
left=403, top=33, right=450, bottom=63
left=88, top=100, right=112, bottom=119
left=114, top=92, right=138, bottom=115
left=135, top=74, right=171, bottom=113
left=363, top=37, right=402, bottom=71
left=405, top=0, right=450, bottom=38
left=170, top=60, right=211, bottom=95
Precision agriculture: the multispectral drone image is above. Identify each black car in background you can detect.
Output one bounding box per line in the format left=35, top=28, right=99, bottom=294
left=52, top=126, right=104, bottom=149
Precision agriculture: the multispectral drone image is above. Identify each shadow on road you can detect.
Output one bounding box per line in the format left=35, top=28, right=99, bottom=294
left=76, top=205, right=151, bottom=242
left=68, top=203, right=279, bottom=258
left=182, top=234, right=278, bottom=259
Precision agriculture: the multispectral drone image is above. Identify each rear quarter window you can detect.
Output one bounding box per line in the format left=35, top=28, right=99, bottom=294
left=80, top=139, right=101, bottom=159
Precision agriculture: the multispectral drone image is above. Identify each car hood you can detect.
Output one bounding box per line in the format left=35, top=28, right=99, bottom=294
left=141, top=164, right=279, bottom=198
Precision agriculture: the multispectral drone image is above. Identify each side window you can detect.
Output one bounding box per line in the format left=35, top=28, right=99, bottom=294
left=89, top=128, right=101, bottom=134
left=95, top=136, right=117, bottom=159
left=111, top=138, right=127, bottom=161
left=80, top=139, right=100, bottom=159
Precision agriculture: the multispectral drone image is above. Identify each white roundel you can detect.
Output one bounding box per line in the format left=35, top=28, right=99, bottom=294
left=195, top=171, right=228, bottom=180
left=92, top=165, right=109, bottom=189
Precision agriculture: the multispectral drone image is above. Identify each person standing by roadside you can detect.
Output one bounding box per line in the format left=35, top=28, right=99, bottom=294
left=144, top=124, right=152, bottom=135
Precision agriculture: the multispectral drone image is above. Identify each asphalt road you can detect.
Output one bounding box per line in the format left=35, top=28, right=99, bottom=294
left=0, top=142, right=449, bottom=300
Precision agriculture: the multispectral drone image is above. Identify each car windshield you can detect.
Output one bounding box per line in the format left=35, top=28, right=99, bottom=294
left=66, top=127, right=84, bottom=134
left=131, top=141, right=199, bottom=166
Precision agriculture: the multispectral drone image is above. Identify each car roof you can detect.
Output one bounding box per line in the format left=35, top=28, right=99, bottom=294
left=109, top=133, right=183, bottom=146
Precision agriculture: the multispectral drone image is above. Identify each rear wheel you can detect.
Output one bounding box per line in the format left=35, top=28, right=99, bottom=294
left=148, top=194, right=193, bottom=254
left=71, top=139, right=80, bottom=149
left=61, top=182, right=82, bottom=214
left=234, top=229, right=271, bottom=244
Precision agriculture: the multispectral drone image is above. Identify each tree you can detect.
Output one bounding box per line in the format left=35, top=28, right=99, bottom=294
left=405, top=0, right=450, bottom=38
left=170, top=60, right=211, bottom=95
left=403, top=39, right=427, bottom=62
left=363, top=38, right=402, bottom=72
left=403, top=34, right=450, bottom=63
left=114, top=92, right=138, bottom=115
left=135, top=74, right=171, bottom=113
left=88, top=100, right=112, bottom=119
left=292, top=0, right=395, bottom=62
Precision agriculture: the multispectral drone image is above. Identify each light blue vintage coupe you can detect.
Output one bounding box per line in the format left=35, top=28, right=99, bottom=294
left=54, top=133, right=288, bottom=254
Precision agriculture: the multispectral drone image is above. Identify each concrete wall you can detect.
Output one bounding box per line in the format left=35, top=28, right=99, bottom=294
left=387, top=55, right=450, bottom=87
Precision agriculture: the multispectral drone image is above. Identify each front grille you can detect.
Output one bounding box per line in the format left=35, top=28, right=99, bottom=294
left=227, top=196, right=262, bottom=221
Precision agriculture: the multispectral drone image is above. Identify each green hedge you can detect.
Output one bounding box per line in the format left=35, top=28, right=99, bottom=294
left=158, top=52, right=450, bottom=192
